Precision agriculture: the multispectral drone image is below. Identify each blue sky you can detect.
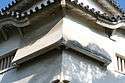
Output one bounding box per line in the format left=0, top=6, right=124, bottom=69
left=0, top=0, right=124, bottom=10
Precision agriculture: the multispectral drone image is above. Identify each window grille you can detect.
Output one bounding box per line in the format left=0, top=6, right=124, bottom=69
left=0, top=52, right=15, bottom=71
left=116, top=55, right=125, bottom=73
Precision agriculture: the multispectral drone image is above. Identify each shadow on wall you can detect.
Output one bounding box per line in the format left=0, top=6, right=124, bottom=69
left=0, top=49, right=61, bottom=83
left=85, top=43, right=111, bottom=61
left=62, top=43, right=125, bottom=83
left=66, top=40, right=111, bottom=62
left=20, top=12, right=63, bottom=48
left=61, top=46, right=108, bottom=83
left=1, top=41, right=125, bottom=83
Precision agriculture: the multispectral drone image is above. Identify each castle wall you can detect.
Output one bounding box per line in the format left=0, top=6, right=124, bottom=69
left=0, top=49, right=62, bottom=83
left=62, top=49, right=125, bottom=83
left=0, top=48, right=125, bottom=83
left=0, top=13, right=125, bottom=83
left=0, top=36, right=20, bottom=57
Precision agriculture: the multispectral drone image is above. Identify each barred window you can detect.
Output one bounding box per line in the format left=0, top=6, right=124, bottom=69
left=0, top=50, right=16, bottom=71
left=116, top=54, right=125, bottom=73
left=0, top=55, right=14, bottom=70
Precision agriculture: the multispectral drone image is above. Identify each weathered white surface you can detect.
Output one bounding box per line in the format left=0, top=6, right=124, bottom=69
left=0, top=49, right=62, bottom=83
left=111, top=33, right=125, bottom=57
left=12, top=20, right=63, bottom=64
left=0, top=17, right=125, bottom=82
left=63, top=17, right=114, bottom=58
left=1, top=48, right=125, bottom=83
left=62, top=49, right=125, bottom=83
left=10, top=17, right=124, bottom=83
left=0, top=36, right=20, bottom=56
left=13, top=17, right=113, bottom=65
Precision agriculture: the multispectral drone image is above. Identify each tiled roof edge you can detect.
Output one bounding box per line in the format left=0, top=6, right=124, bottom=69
left=68, top=0, right=125, bottom=25
left=0, top=0, right=21, bottom=12
left=106, top=0, right=125, bottom=14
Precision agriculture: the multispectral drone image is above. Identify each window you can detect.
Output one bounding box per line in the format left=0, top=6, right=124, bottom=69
left=0, top=55, right=14, bottom=70
left=116, top=54, right=125, bottom=73
left=0, top=50, right=16, bottom=71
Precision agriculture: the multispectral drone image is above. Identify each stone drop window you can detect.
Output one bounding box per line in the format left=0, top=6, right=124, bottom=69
left=116, top=54, right=125, bottom=73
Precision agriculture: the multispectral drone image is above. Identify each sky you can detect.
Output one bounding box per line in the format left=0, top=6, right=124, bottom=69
left=0, top=0, right=124, bottom=10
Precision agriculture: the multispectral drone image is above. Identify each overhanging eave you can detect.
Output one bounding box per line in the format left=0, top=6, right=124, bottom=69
left=12, top=17, right=112, bottom=66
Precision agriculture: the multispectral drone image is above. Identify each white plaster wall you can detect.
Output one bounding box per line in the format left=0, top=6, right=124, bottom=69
left=62, top=17, right=118, bottom=74
left=63, top=17, right=114, bottom=60
left=111, top=32, right=125, bottom=57
left=0, top=36, right=20, bottom=56
left=0, top=48, right=125, bottom=83
left=62, top=49, right=125, bottom=83
left=0, top=49, right=62, bottom=83
left=110, top=31, right=125, bottom=73
left=0, top=16, right=125, bottom=83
